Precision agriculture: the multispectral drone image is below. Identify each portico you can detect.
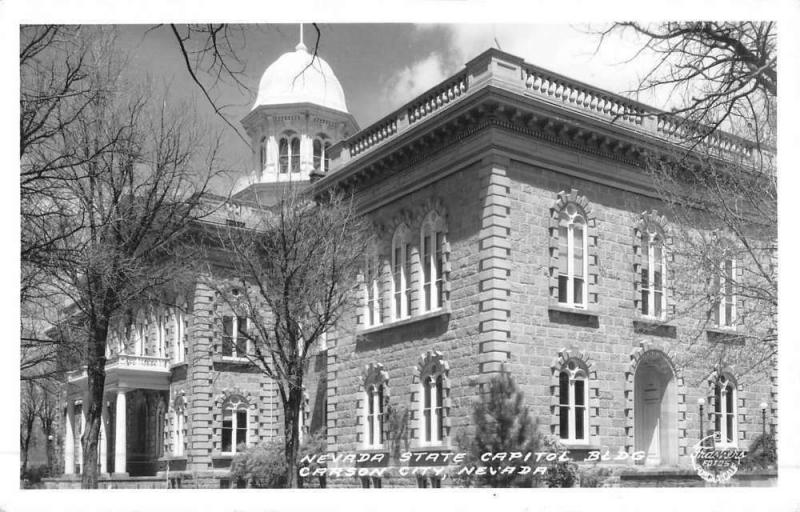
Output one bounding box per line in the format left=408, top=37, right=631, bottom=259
left=64, top=354, right=170, bottom=476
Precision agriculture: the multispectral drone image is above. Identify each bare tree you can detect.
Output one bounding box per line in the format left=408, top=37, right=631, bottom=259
left=206, top=187, right=369, bottom=487
left=20, top=380, right=43, bottom=478
left=20, top=25, right=222, bottom=488
left=595, top=22, right=777, bottom=381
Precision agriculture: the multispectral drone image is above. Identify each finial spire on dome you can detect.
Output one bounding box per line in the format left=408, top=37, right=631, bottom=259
left=296, top=23, right=307, bottom=52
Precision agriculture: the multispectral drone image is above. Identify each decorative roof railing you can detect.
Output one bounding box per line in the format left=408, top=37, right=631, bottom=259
left=328, top=48, right=759, bottom=172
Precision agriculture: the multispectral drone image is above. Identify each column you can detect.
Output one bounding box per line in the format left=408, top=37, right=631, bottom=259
left=114, top=389, right=127, bottom=475
left=64, top=401, right=75, bottom=475
left=99, top=396, right=108, bottom=473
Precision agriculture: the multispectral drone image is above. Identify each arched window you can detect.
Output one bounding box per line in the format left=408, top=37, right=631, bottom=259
left=172, top=305, right=187, bottom=364
left=714, top=375, right=737, bottom=445
left=365, top=384, right=385, bottom=448
left=324, top=141, right=331, bottom=173
left=173, top=396, right=186, bottom=456
left=391, top=225, right=412, bottom=320
left=361, top=363, right=389, bottom=449
left=222, top=315, right=249, bottom=358
left=221, top=396, right=248, bottom=454
left=313, top=137, right=328, bottom=172
left=715, top=257, right=737, bottom=328
left=641, top=225, right=667, bottom=319
left=558, top=360, right=588, bottom=442
left=279, top=137, right=289, bottom=174
left=558, top=203, right=587, bottom=308
left=422, top=375, right=444, bottom=444
left=258, top=136, right=267, bottom=176
left=279, top=134, right=302, bottom=174
left=417, top=351, right=448, bottom=446
left=420, top=212, right=446, bottom=312
left=155, top=311, right=166, bottom=358
left=291, top=137, right=301, bottom=173
left=364, top=251, right=383, bottom=327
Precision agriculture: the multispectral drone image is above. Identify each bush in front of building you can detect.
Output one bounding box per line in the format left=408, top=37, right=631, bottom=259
left=462, top=370, right=546, bottom=488
left=230, top=440, right=288, bottom=488
left=20, top=464, right=51, bottom=489
left=739, top=432, right=777, bottom=471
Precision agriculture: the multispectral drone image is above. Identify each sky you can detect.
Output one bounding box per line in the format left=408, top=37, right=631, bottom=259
left=113, top=23, right=662, bottom=180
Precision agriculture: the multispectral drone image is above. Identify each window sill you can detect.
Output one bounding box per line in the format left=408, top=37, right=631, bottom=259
left=548, top=305, right=599, bottom=328
left=558, top=440, right=595, bottom=449
left=158, top=455, right=188, bottom=462
left=706, top=328, right=746, bottom=345
left=633, top=319, right=677, bottom=338
left=359, top=307, right=451, bottom=336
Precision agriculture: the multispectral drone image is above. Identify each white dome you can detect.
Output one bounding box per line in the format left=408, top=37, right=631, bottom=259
left=253, top=43, right=348, bottom=113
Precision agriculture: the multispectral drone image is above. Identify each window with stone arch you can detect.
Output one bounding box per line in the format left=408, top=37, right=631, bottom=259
left=313, top=135, right=332, bottom=173
left=416, top=351, right=450, bottom=446
left=420, top=210, right=447, bottom=313
left=172, top=395, right=187, bottom=456
left=171, top=300, right=188, bottom=364
left=550, top=190, right=597, bottom=309
left=220, top=395, right=249, bottom=454
left=710, top=372, right=738, bottom=446
left=550, top=349, right=598, bottom=444
left=363, top=242, right=384, bottom=327
left=715, top=255, right=737, bottom=329
left=557, top=203, right=588, bottom=307
left=636, top=213, right=669, bottom=320
left=360, top=363, right=389, bottom=449
left=278, top=132, right=301, bottom=174
left=558, top=359, right=589, bottom=443
left=391, top=223, right=413, bottom=321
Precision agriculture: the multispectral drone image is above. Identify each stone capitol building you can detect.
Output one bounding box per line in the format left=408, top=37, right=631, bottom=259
left=50, top=33, right=777, bottom=489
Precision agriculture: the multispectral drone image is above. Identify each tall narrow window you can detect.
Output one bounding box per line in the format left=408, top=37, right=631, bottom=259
left=558, top=361, right=588, bottom=443
left=279, top=138, right=289, bottom=173
left=366, top=385, right=385, bottom=448
left=422, top=375, right=445, bottom=444
left=558, top=204, right=587, bottom=308
left=391, top=226, right=411, bottom=320
left=291, top=137, right=301, bottom=173
left=421, top=213, right=446, bottom=312
left=641, top=227, right=667, bottom=318
left=364, top=254, right=382, bottom=327
left=258, top=136, right=267, bottom=176
left=173, top=398, right=186, bottom=456
left=222, top=316, right=248, bottom=358
left=156, top=314, right=166, bottom=358
left=713, top=375, right=737, bottom=445
left=221, top=397, right=248, bottom=454
left=324, top=142, right=331, bottom=173
left=173, top=309, right=186, bottom=364
left=313, top=138, right=329, bottom=172
left=714, top=258, right=736, bottom=328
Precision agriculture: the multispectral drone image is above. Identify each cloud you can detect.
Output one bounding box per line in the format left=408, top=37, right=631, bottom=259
left=380, top=24, right=669, bottom=113
left=380, top=51, right=454, bottom=112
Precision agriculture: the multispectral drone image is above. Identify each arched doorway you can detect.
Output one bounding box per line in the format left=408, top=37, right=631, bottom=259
left=634, top=350, right=678, bottom=466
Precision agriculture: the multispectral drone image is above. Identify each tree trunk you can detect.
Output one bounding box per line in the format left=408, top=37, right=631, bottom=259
left=81, top=323, right=108, bottom=489
left=283, top=384, right=303, bottom=488
left=21, top=433, right=32, bottom=478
